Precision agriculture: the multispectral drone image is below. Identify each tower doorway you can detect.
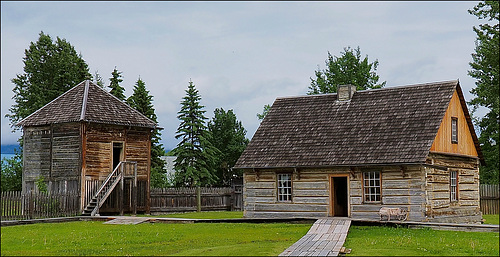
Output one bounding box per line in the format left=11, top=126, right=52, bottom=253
left=112, top=142, right=124, bottom=170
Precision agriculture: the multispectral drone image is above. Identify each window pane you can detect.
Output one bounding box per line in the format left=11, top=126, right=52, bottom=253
left=278, top=173, right=292, bottom=202
left=363, top=171, right=381, bottom=202
left=450, top=171, right=458, bottom=201
left=451, top=118, right=458, bottom=143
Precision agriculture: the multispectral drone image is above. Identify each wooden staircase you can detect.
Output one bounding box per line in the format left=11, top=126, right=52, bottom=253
left=82, top=162, right=126, bottom=216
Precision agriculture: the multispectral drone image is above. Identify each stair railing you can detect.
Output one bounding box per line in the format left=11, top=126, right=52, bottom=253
left=89, top=161, right=125, bottom=216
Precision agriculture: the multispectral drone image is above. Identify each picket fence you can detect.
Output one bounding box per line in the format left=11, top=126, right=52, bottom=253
left=480, top=184, right=499, bottom=215
left=1, top=191, right=80, bottom=221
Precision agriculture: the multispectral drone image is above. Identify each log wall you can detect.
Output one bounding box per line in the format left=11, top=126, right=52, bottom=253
left=243, top=168, right=332, bottom=218
left=349, top=165, right=426, bottom=221
left=243, top=166, right=427, bottom=221
left=23, top=126, right=52, bottom=192
left=243, top=158, right=481, bottom=223
left=23, top=123, right=81, bottom=194
left=83, top=122, right=151, bottom=212
left=424, top=152, right=481, bottom=223
left=84, top=123, right=150, bottom=179
left=23, top=122, right=152, bottom=213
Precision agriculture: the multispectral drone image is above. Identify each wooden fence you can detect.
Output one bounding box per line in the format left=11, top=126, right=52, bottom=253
left=1, top=184, right=496, bottom=219
left=480, top=184, right=499, bottom=215
left=1, top=191, right=80, bottom=221
left=150, top=187, right=243, bottom=213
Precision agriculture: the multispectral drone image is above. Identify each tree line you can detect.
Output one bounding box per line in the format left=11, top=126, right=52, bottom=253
left=1, top=31, right=250, bottom=190
left=2, top=1, right=498, bottom=191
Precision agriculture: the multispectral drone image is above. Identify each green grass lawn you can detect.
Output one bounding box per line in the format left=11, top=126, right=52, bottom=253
left=0, top=221, right=310, bottom=256
left=343, top=225, right=499, bottom=256
left=483, top=214, right=499, bottom=225
left=2, top=213, right=499, bottom=256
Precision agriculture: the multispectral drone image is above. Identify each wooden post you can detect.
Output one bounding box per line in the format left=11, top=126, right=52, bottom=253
left=230, top=185, right=235, bottom=211
left=196, top=186, right=201, bottom=212
left=119, top=163, right=124, bottom=216
left=29, top=191, right=34, bottom=220
left=133, top=162, right=137, bottom=216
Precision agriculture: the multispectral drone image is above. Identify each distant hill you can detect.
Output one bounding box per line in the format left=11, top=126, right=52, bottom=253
left=1, top=144, right=20, bottom=154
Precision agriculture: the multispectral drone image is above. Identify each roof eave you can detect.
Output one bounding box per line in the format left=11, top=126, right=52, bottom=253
left=234, top=162, right=427, bottom=170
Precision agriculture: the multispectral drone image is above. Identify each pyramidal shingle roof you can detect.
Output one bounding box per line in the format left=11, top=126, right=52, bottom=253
left=235, top=80, right=482, bottom=168
left=18, top=80, right=158, bottom=129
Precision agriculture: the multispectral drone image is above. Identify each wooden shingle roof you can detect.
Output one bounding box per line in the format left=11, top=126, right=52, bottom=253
left=18, top=80, right=158, bottom=129
left=235, top=80, right=481, bottom=169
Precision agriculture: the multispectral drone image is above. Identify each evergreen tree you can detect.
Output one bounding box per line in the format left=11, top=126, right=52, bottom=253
left=108, top=67, right=126, bottom=101
left=93, top=70, right=105, bottom=88
left=7, top=31, right=91, bottom=129
left=127, top=78, right=167, bottom=188
left=172, top=81, right=219, bottom=187
left=468, top=1, right=499, bottom=184
left=308, top=46, right=386, bottom=94
left=207, top=108, right=249, bottom=186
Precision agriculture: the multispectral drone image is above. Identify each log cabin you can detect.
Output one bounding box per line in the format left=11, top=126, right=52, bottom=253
left=234, top=80, right=484, bottom=223
left=18, top=80, right=158, bottom=215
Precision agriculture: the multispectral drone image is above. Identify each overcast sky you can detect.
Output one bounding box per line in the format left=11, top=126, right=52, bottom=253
left=1, top=1, right=485, bottom=150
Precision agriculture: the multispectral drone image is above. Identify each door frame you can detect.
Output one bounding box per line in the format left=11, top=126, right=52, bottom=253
left=329, top=174, right=350, bottom=217
left=111, top=141, right=125, bottom=172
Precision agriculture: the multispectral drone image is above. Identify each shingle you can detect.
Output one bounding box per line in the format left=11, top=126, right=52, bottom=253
left=18, top=80, right=157, bottom=129
left=234, top=80, right=462, bottom=168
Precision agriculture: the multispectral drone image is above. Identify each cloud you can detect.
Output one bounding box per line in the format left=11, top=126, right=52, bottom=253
left=1, top=1, right=485, bottom=149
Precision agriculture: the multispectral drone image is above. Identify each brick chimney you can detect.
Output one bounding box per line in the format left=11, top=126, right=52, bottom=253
left=337, top=84, right=356, bottom=101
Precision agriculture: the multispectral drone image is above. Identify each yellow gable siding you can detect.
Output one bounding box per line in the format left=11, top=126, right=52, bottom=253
left=430, top=90, right=478, bottom=157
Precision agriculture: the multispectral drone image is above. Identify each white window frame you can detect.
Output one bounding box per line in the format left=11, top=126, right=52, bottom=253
left=450, top=170, right=458, bottom=202
left=363, top=171, right=381, bottom=202
left=277, top=173, right=292, bottom=202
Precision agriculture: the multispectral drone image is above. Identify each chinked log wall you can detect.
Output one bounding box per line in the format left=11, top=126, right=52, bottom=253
left=425, top=153, right=481, bottom=223
left=244, top=168, right=333, bottom=219
left=351, top=165, right=426, bottom=222
left=243, top=166, right=427, bottom=220
left=243, top=158, right=482, bottom=223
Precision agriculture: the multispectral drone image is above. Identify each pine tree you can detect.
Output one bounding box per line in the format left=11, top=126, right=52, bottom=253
left=127, top=78, right=167, bottom=188
left=108, top=67, right=126, bottom=101
left=172, top=81, right=219, bottom=187
left=207, top=108, right=249, bottom=186
left=468, top=1, right=499, bottom=184
left=93, top=70, right=105, bottom=88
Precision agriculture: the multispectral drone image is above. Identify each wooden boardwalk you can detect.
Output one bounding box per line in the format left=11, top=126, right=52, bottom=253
left=103, top=216, right=150, bottom=225
left=279, top=218, right=351, bottom=257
